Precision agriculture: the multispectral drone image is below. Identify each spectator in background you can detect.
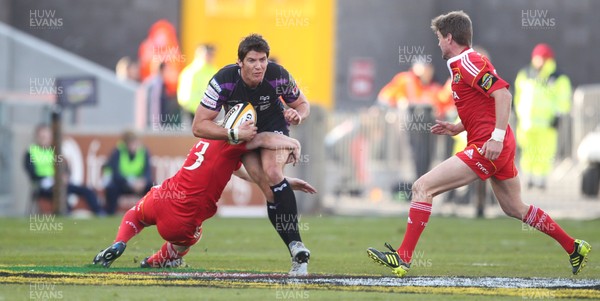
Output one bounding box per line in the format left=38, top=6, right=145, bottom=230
left=177, top=44, right=217, bottom=122
left=102, top=130, right=153, bottom=215
left=377, top=61, right=447, bottom=179
left=378, top=61, right=450, bottom=118
left=144, top=61, right=181, bottom=127
left=514, top=43, right=572, bottom=190
left=138, top=19, right=182, bottom=97
left=24, top=124, right=104, bottom=215
left=116, top=56, right=140, bottom=82
left=137, top=20, right=183, bottom=129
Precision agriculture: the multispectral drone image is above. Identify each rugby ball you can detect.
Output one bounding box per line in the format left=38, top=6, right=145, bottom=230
left=223, top=102, right=257, bottom=129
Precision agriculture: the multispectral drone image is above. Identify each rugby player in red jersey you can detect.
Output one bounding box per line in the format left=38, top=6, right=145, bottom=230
left=367, top=10, right=591, bottom=277
left=93, top=121, right=316, bottom=269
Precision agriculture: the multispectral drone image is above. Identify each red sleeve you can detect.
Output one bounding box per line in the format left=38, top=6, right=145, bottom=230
left=233, top=142, right=250, bottom=168
left=460, top=53, right=509, bottom=96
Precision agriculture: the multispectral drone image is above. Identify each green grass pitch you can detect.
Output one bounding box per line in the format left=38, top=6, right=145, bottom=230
left=0, top=215, right=598, bottom=300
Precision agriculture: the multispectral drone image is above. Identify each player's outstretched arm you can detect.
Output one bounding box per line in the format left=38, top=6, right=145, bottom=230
left=246, top=132, right=300, bottom=165
left=430, top=119, right=464, bottom=136
left=232, top=167, right=316, bottom=194
left=285, top=91, right=310, bottom=125
left=286, top=177, right=317, bottom=194
left=192, top=105, right=229, bottom=140
left=246, top=132, right=300, bottom=152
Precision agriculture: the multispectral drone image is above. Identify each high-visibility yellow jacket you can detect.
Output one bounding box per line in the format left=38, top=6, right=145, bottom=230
left=28, top=144, right=55, bottom=177
left=514, top=59, right=572, bottom=130
left=177, top=59, right=218, bottom=114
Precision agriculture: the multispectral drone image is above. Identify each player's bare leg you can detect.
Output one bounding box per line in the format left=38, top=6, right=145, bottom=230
left=411, top=156, right=480, bottom=204
left=491, top=176, right=591, bottom=275
left=488, top=176, right=528, bottom=218
left=368, top=156, right=478, bottom=276
left=242, top=151, right=274, bottom=202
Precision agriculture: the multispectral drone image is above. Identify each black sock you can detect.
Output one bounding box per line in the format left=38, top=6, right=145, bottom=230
left=269, top=179, right=302, bottom=248
left=267, top=201, right=289, bottom=252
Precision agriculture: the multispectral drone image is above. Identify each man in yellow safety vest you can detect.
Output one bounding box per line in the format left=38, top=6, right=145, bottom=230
left=24, top=124, right=104, bottom=215
left=177, top=44, right=217, bottom=121
left=103, top=130, right=153, bottom=215
left=514, top=43, right=572, bottom=190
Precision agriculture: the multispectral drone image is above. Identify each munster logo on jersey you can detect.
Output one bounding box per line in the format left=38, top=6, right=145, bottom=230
left=453, top=72, right=461, bottom=84
left=478, top=72, right=497, bottom=91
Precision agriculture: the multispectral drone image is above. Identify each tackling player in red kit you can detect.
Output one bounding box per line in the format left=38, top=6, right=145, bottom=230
left=368, top=10, right=591, bottom=277
left=93, top=123, right=316, bottom=268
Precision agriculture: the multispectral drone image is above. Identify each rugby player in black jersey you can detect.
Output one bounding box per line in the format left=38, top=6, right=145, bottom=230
left=191, top=34, right=311, bottom=276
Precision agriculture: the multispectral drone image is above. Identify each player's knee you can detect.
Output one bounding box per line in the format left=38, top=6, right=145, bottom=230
left=411, top=179, right=433, bottom=203
left=264, top=166, right=284, bottom=185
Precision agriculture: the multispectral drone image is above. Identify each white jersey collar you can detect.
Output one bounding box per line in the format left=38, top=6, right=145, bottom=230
left=446, top=48, right=474, bottom=77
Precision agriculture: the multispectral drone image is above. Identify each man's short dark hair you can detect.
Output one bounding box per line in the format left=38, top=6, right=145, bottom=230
left=238, top=34, right=270, bottom=61
left=431, top=10, right=472, bottom=47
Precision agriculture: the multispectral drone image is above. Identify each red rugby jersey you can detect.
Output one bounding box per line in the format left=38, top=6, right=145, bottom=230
left=159, top=139, right=246, bottom=205
left=447, top=48, right=510, bottom=143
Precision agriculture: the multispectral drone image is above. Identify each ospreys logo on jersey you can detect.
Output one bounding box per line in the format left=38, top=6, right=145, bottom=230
left=258, top=95, right=271, bottom=111
left=478, top=72, right=497, bottom=91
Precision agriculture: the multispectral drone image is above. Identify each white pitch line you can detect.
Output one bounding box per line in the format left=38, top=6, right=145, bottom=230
left=141, top=272, right=600, bottom=289
left=283, top=277, right=600, bottom=289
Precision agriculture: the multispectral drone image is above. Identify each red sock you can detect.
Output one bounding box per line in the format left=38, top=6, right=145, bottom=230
left=397, top=202, right=432, bottom=263
left=146, top=242, right=190, bottom=267
left=114, top=209, right=145, bottom=243
left=522, top=205, right=575, bottom=254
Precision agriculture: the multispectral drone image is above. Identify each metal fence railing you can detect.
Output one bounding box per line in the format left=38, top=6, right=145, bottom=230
left=324, top=105, right=440, bottom=199
left=573, top=84, right=600, bottom=151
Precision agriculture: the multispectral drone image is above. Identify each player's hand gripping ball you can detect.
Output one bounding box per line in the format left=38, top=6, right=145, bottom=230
left=222, top=102, right=257, bottom=144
